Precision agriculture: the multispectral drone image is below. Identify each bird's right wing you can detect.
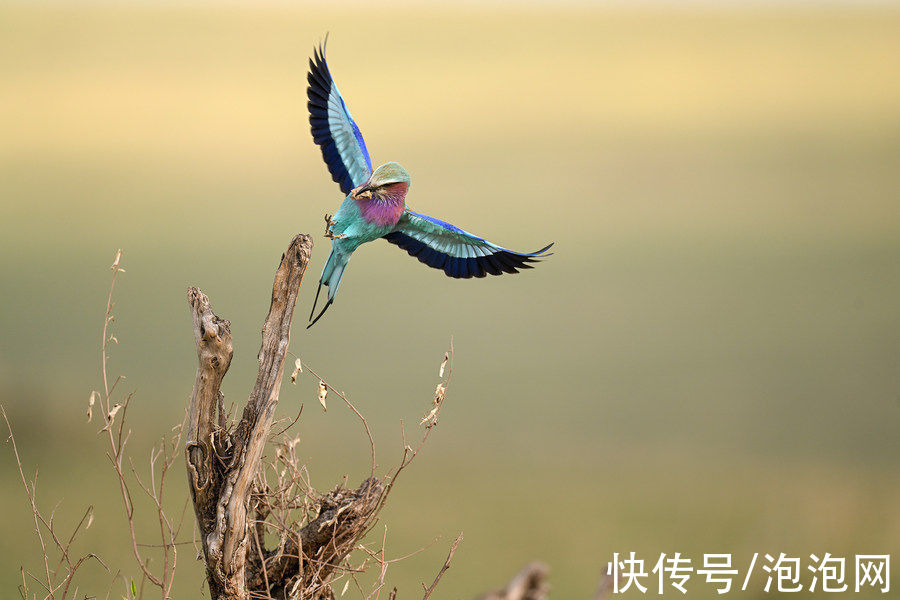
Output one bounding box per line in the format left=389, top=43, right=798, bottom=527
left=307, top=41, right=373, bottom=196
left=384, top=211, right=553, bottom=279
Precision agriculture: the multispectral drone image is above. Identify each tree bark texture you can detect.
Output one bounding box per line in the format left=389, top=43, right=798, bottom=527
left=186, top=234, right=337, bottom=599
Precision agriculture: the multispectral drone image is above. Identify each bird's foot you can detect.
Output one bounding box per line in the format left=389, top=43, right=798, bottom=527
left=323, top=213, right=345, bottom=239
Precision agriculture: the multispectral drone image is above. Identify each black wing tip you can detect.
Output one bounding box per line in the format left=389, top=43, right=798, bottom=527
left=514, top=242, right=554, bottom=266
left=528, top=242, right=554, bottom=257
left=489, top=243, right=553, bottom=274
left=312, top=34, right=331, bottom=72
left=313, top=33, right=329, bottom=58
left=309, top=35, right=331, bottom=83
left=383, top=232, right=554, bottom=279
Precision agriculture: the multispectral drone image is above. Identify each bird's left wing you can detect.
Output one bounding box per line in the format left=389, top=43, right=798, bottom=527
left=383, top=211, right=553, bottom=279
left=307, top=42, right=372, bottom=195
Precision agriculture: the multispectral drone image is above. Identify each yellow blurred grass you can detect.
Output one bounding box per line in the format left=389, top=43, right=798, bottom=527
left=2, top=5, right=899, bottom=164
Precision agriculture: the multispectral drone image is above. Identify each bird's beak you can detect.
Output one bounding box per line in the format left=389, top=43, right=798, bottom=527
left=350, top=182, right=371, bottom=200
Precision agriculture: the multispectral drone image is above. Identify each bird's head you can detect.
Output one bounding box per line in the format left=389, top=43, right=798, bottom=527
left=350, top=162, right=411, bottom=201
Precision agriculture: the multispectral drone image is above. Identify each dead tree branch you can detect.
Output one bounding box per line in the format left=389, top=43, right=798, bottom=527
left=184, top=234, right=465, bottom=600
left=186, top=234, right=313, bottom=599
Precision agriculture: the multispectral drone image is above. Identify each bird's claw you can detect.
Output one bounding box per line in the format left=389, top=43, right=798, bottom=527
left=323, top=213, right=345, bottom=239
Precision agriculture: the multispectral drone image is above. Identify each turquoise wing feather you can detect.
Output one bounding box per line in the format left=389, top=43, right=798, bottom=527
left=383, top=211, right=553, bottom=279
left=307, top=41, right=372, bottom=195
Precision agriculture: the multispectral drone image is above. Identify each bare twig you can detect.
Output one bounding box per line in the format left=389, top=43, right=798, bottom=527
left=379, top=340, right=454, bottom=515
left=3, top=405, right=109, bottom=600
left=421, top=533, right=463, bottom=600
left=293, top=359, right=376, bottom=476
left=3, top=406, right=53, bottom=596
left=93, top=248, right=186, bottom=598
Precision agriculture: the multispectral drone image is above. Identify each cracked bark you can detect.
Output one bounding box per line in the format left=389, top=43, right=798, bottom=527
left=186, top=234, right=320, bottom=599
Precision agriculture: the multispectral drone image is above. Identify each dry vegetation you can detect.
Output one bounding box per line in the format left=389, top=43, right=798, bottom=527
left=3, top=238, right=606, bottom=600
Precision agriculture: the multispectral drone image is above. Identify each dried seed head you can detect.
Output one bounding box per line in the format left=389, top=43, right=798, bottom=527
left=318, top=380, right=328, bottom=412
left=110, top=249, right=122, bottom=271
left=291, top=358, right=303, bottom=384
left=87, top=391, right=99, bottom=422
left=420, top=406, right=439, bottom=427
left=439, top=352, right=449, bottom=377
left=99, top=403, right=122, bottom=432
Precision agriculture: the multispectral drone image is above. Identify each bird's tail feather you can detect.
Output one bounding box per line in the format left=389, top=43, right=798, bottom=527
left=308, top=247, right=349, bottom=329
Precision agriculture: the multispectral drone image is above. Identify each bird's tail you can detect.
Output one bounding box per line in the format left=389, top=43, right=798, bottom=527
left=308, top=247, right=349, bottom=329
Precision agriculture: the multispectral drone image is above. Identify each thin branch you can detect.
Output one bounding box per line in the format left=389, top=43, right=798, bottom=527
left=381, top=340, right=454, bottom=513
left=95, top=250, right=164, bottom=592
left=421, top=533, right=463, bottom=600
left=100, top=249, right=124, bottom=410
left=296, top=359, right=376, bottom=476
left=2, top=406, right=53, bottom=596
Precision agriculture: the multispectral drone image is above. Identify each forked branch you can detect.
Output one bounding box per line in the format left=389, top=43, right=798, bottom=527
left=185, top=234, right=312, bottom=599
left=183, top=233, right=464, bottom=600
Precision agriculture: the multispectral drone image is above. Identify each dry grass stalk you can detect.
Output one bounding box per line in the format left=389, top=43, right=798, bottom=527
left=2, top=406, right=107, bottom=600
left=96, top=252, right=186, bottom=599
left=3, top=248, right=186, bottom=599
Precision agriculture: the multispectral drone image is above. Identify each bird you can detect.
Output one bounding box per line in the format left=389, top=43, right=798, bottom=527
left=306, top=41, right=553, bottom=328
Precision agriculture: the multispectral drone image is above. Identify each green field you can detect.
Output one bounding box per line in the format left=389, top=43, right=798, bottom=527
left=1, top=3, right=898, bottom=598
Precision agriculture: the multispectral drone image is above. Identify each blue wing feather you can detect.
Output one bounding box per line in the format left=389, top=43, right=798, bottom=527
left=383, top=210, right=553, bottom=279
left=308, top=41, right=372, bottom=195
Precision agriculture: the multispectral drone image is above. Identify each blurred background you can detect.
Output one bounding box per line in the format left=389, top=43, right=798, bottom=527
left=1, top=1, right=898, bottom=598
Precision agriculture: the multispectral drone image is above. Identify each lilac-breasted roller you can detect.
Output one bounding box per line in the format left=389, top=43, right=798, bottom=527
left=306, top=42, right=553, bottom=327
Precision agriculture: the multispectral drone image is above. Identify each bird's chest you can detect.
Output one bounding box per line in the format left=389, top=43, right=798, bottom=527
left=354, top=196, right=405, bottom=228
left=333, top=196, right=403, bottom=242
